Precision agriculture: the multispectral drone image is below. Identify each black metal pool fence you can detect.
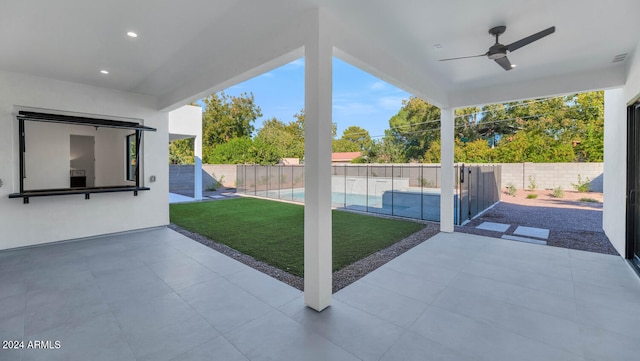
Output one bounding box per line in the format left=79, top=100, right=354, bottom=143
left=236, top=164, right=501, bottom=225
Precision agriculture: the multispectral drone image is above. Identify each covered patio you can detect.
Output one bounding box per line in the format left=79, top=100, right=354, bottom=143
left=2, top=0, right=640, bottom=359
left=1, top=228, right=639, bottom=361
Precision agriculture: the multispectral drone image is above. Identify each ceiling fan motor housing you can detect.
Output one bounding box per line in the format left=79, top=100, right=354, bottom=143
left=488, top=44, right=507, bottom=59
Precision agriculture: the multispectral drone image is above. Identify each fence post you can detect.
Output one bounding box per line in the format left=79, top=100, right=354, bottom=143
left=420, top=165, right=424, bottom=220
left=343, top=165, right=347, bottom=208
left=366, top=164, right=369, bottom=212
left=391, top=164, right=394, bottom=216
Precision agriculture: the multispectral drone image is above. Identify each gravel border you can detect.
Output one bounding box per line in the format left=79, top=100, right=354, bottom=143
left=457, top=199, right=618, bottom=255
left=169, top=220, right=439, bottom=293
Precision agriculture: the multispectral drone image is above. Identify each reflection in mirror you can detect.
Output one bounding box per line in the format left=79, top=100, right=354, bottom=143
left=24, top=121, right=136, bottom=191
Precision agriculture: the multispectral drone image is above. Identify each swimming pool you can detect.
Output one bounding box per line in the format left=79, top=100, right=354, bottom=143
left=254, top=188, right=443, bottom=222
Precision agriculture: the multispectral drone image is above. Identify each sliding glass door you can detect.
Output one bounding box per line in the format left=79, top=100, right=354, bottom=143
left=627, top=103, right=640, bottom=272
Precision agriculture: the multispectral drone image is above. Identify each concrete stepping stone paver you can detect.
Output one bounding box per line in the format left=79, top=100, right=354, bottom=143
left=476, top=222, right=511, bottom=233
left=513, top=226, right=549, bottom=240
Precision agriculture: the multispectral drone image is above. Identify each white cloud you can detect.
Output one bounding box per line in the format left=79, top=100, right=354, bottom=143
left=370, top=81, right=387, bottom=91
left=377, top=96, right=406, bottom=110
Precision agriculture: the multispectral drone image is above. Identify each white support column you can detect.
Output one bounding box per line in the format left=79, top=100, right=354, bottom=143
left=304, top=9, right=333, bottom=312
left=194, top=134, right=203, bottom=201
left=440, top=108, right=455, bottom=232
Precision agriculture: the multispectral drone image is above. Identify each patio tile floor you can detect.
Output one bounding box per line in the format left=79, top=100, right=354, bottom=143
left=1, top=228, right=639, bottom=360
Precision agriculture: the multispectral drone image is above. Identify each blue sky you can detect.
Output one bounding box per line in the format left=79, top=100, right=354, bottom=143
left=217, top=57, right=411, bottom=139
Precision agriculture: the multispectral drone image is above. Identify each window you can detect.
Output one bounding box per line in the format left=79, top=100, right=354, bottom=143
left=126, top=133, right=137, bottom=182
left=9, top=111, right=156, bottom=203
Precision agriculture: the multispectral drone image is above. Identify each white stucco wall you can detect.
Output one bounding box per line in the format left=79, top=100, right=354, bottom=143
left=602, top=41, right=640, bottom=258
left=603, top=88, right=627, bottom=255
left=0, top=70, right=169, bottom=250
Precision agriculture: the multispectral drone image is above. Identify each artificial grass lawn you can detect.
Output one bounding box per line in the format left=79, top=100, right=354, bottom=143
left=170, top=197, right=425, bottom=277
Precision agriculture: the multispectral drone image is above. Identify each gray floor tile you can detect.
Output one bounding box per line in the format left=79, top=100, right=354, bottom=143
left=170, top=336, right=249, bottom=361
left=290, top=300, right=404, bottom=361
left=3, top=229, right=640, bottom=361
left=383, top=256, right=461, bottom=285
left=335, top=281, right=430, bottom=328
left=360, top=266, right=448, bottom=304
left=472, top=250, right=574, bottom=280
left=129, top=242, right=193, bottom=265
left=226, top=310, right=360, bottom=361
left=84, top=251, right=145, bottom=274
left=581, top=324, right=640, bottom=361
left=93, top=265, right=173, bottom=303
left=25, top=262, right=94, bottom=292
left=448, top=272, right=579, bottom=322
left=125, top=314, right=219, bottom=361
left=0, top=248, right=32, bottom=272
left=147, top=257, right=220, bottom=290
left=0, top=293, right=25, bottom=341
left=502, top=234, right=548, bottom=245
left=24, top=283, right=109, bottom=337
left=571, top=262, right=640, bottom=289
left=411, top=306, right=583, bottom=361
left=432, top=286, right=583, bottom=355
left=573, top=281, right=640, bottom=313
left=0, top=269, right=27, bottom=300
left=226, top=268, right=301, bottom=308
left=22, top=312, right=135, bottom=361
left=177, top=277, right=273, bottom=334
left=78, top=241, right=128, bottom=258
left=190, top=251, right=248, bottom=276
left=577, top=301, right=640, bottom=339
left=109, top=292, right=202, bottom=334
left=462, top=260, right=575, bottom=298
left=380, top=330, right=481, bottom=361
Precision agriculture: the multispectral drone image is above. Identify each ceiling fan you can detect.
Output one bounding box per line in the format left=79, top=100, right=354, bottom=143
left=439, top=25, right=556, bottom=71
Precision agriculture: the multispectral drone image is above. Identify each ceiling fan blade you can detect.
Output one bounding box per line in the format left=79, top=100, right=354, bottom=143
left=506, top=26, right=555, bottom=52
left=439, top=53, right=487, bottom=61
left=494, top=56, right=513, bottom=71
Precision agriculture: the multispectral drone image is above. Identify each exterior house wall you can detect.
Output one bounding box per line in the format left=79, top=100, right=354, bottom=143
left=601, top=42, right=640, bottom=257
left=603, top=88, right=627, bottom=256
left=0, top=70, right=169, bottom=250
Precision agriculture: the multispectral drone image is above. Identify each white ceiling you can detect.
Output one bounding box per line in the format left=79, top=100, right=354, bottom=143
left=1, top=0, right=638, bottom=109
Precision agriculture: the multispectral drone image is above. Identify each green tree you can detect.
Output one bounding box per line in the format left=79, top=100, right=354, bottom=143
left=169, top=138, right=194, bottom=164
left=201, top=91, right=262, bottom=151
left=255, top=117, right=304, bottom=161
left=455, top=106, right=482, bottom=143
left=374, top=131, right=406, bottom=163
left=340, top=126, right=372, bottom=151
left=206, top=137, right=255, bottom=164
left=388, top=97, right=441, bottom=161
left=496, top=120, right=575, bottom=162
left=332, top=138, right=361, bottom=152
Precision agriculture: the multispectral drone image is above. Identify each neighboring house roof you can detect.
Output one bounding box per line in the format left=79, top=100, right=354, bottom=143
left=332, top=152, right=362, bottom=162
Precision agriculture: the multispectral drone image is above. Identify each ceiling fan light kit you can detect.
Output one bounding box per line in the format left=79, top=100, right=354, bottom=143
left=440, top=25, right=556, bottom=71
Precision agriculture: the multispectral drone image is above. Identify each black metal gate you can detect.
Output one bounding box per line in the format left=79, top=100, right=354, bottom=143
left=456, top=164, right=502, bottom=225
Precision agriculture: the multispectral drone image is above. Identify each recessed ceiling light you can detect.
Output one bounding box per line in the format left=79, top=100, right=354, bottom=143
left=100, top=70, right=109, bottom=75
left=126, top=31, right=138, bottom=38
left=511, top=64, right=517, bottom=68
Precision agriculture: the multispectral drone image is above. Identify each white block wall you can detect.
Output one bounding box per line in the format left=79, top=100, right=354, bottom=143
left=498, top=162, right=604, bottom=192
